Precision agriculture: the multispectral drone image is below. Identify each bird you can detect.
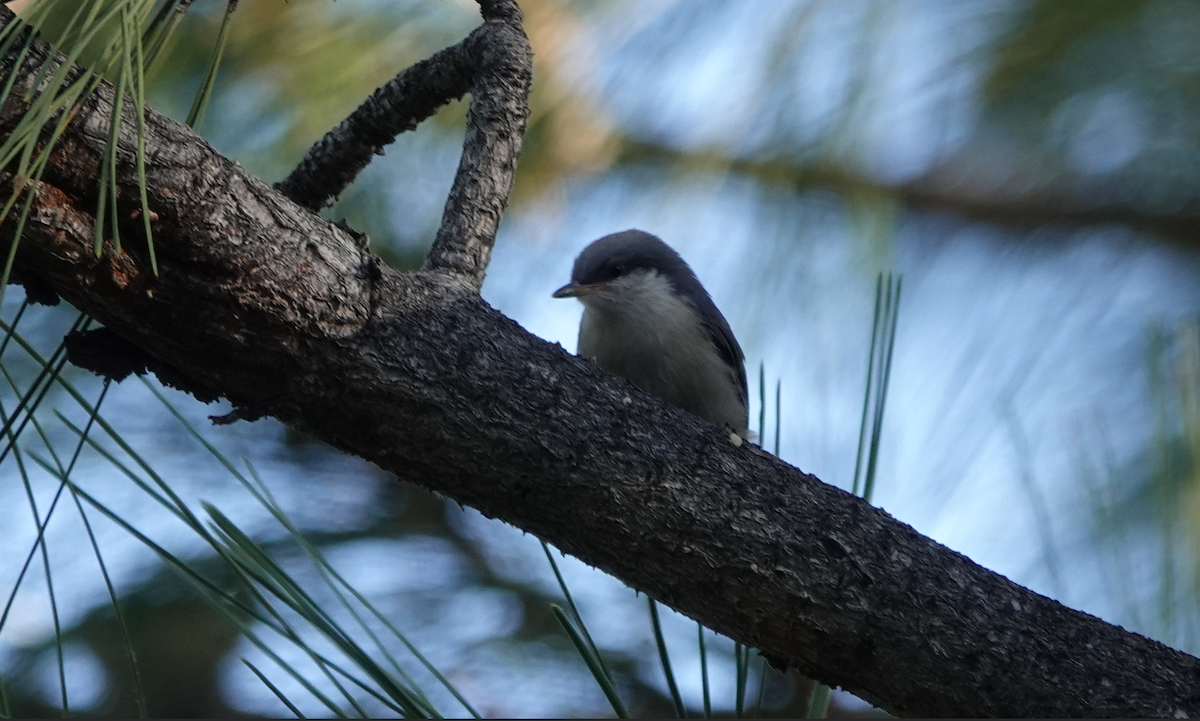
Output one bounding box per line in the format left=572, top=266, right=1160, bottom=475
left=553, top=229, right=749, bottom=439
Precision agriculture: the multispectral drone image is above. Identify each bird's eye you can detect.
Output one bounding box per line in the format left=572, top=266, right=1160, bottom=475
left=609, top=262, right=626, bottom=278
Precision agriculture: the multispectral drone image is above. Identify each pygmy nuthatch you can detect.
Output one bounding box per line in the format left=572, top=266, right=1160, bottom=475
left=553, top=230, right=749, bottom=438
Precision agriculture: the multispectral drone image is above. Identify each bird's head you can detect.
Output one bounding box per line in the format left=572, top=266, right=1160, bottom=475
left=552, top=229, right=698, bottom=313
left=553, top=228, right=750, bottom=435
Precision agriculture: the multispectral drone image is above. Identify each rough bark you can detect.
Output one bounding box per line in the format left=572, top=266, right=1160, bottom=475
left=1, top=5, right=1198, bottom=718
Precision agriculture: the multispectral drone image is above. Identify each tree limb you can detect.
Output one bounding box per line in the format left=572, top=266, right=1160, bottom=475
left=1, top=6, right=1198, bottom=718
left=421, top=5, right=530, bottom=290
left=616, top=139, right=1200, bottom=245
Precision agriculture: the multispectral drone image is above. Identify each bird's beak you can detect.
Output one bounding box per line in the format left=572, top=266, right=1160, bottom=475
left=552, top=282, right=604, bottom=298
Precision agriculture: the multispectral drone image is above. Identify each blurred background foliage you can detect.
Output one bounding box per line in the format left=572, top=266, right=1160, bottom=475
left=2, top=0, right=1200, bottom=717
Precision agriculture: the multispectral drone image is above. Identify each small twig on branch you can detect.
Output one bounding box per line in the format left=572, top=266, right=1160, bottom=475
left=273, top=38, right=475, bottom=211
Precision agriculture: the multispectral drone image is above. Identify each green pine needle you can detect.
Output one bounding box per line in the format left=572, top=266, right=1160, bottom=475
left=185, top=0, right=237, bottom=130
left=648, top=598, right=686, bottom=718
left=551, top=604, right=629, bottom=718
left=243, top=658, right=308, bottom=719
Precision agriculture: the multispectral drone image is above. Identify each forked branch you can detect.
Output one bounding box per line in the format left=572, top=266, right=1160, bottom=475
left=276, top=0, right=531, bottom=292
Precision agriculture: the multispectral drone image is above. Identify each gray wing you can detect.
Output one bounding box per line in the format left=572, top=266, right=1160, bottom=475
left=699, top=306, right=749, bottom=411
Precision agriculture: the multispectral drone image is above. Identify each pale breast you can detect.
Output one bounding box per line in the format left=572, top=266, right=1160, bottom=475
left=578, top=278, right=748, bottom=435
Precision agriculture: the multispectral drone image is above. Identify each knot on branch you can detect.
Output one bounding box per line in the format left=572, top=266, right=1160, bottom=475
left=65, top=327, right=151, bottom=381
left=65, top=327, right=222, bottom=404
left=14, top=271, right=60, bottom=306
